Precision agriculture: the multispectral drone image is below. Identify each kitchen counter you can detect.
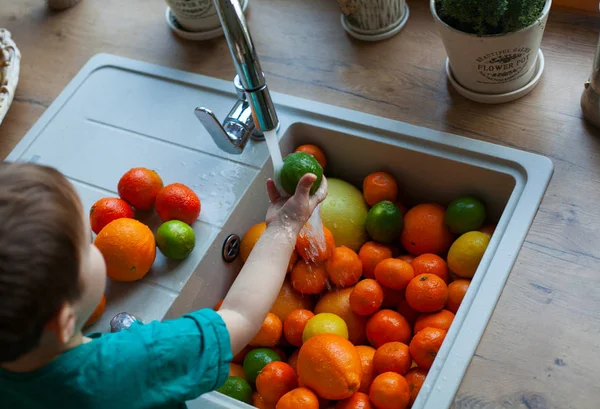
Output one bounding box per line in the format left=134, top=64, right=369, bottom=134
left=1, top=0, right=599, bottom=407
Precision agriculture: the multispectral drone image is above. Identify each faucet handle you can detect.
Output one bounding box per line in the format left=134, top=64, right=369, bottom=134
left=195, top=107, right=247, bottom=155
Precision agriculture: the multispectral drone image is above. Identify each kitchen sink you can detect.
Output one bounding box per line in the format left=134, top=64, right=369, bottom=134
left=6, top=54, right=552, bottom=409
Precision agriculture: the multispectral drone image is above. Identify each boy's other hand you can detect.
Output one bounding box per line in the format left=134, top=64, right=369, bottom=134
left=265, top=174, right=328, bottom=231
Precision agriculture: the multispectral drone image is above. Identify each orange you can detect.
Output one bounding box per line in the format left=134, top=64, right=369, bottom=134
left=270, top=279, right=315, bottom=322
left=358, top=242, right=393, bottom=279
left=296, top=144, right=327, bottom=169
left=315, top=287, right=368, bottom=345
left=288, top=250, right=299, bottom=274
left=288, top=349, right=300, bottom=375
left=355, top=345, right=376, bottom=394
left=414, top=309, right=455, bottom=334
left=381, top=287, right=405, bottom=309
left=405, top=274, right=448, bottom=313
left=89, top=198, right=134, bottom=235
left=296, top=226, right=335, bottom=263
left=117, top=167, right=163, bottom=211
left=253, top=392, right=276, bottom=409
left=366, top=310, right=412, bottom=348
left=240, top=222, right=267, bottom=263
left=369, top=372, right=410, bottom=409
left=335, top=392, right=373, bottom=409
left=373, top=342, right=411, bottom=375
left=84, top=294, right=106, bottom=328
left=232, top=345, right=252, bottom=364
left=396, top=300, right=420, bottom=325
left=404, top=368, right=428, bottom=406
left=400, top=204, right=454, bottom=256
left=291, top=260, right=328, bottom=295
left=363, top=172, right=398, bottom=207
left=350, top=279, right=384, bottom=316
left=409, top=327, right=447, bottom=369
left=155, top=183, right=201, bottom=224
left=479, top=224, right=496, bottom=237
left=250, top=313, right=283, bottom=347
left=297, top=334, right=362, bottom=400
left=284, top=309, right=315, bottom=347
left=326, top=247, right=363, bottom=288
left=396, top=254, right=414, bottom=264
left=374, top=259, right=414, bottom=290
left=94, top=218, right=156, bottom=282
left=276, top=388, right=319, bottom=409
left=446, top=279, right=470, bottom=314
left=214, top=299, right=224, bottom=311
left=411, top=254, right=449, bottom=283
left=256, top=362, right=298, bottom=404
left=229, top=363, right=247, bottom=380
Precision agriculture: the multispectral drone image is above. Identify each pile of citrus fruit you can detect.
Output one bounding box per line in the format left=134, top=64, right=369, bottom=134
left=216, top=144, right=495, bottom=409
left=84, top=167, right=201, bottom=328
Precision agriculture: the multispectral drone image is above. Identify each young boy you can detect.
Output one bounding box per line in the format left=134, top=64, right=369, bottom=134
left=0, top=162, right=327, bottom=408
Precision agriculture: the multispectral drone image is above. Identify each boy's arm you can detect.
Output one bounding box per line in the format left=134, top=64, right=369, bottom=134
left=218, top=174, right=327, bottom=354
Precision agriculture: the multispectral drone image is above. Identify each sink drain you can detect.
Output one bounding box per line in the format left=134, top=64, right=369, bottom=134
left=222, top=234, right=241, bottom=262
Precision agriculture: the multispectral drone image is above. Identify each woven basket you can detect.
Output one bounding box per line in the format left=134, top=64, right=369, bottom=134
left=338, top=0, right=405, bottom=33
left=0, top=29, right=20, bottom=126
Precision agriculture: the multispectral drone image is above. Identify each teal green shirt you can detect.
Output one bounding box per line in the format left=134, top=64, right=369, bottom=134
left=0, top=309, right=232, bottom=409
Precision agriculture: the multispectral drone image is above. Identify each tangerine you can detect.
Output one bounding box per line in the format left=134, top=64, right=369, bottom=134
left=374, top=259, right=414, bottom=290
left=296, top=226, right=335, bottom=263
left=271, top=279, right=315, bottom=322
left=404, top=368, right=428, bottom=406
left=240, top=222, right=267, bottom=263
left=276, top=388, right=319, bottom=409
left=297, top=334, right=362, bottom=400
left=89, top=198, right=134, bottom=235
left=355, top=345, right=376, bottom=394
left=335, top=392, right=373, bottom=409
left=250, top=313, right=283, bottom=347
left=229, top=363, right=247, bottom=380
left=326, top=247, right=363, bottom=288
left=446, top=279, right=470, bottom=314
left=414, top=309, right=455, bottom=334
left=214, top=299, right=224, bottom=311
left=405, top=274, right=448, bottom=313
left=350, top=279, right=384, bottom=316
left=373, top=342, right=411, bottom=375
left=94, top=218, right=156, bottom=282
left=411, top=254, right=449, bottom=283
left=117, top=167, right=163, bottom=210
left=315, top=287, right=367, bottom=345
left=295, top=144, right=327, bottom=169
left=358, top=241, right=393, bottom=279
left=366, top=310, right=412, bottom=348
left=291, top=260, right=328, bottom=295
left=256, top=362, right=298, bottom=404
left=363, top=172, right=398, bottom=207
left=288, top=250, right=299, bottom=274
left=284, top=309, right=315, bottom=347
left=409, top=327, right=446, bottom=369
left=253, top=392, right=276, bottom=409
left=369, top=372, right=410, bottom=409
left=400, top=204, right=454, bottom=256
left=288, top=350, right=300, bottom=375
left=155, top=183, right=201, bottom=224
left=84, top=294, right=106, bottom=328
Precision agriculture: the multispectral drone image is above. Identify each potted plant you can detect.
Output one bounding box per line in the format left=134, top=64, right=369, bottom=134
left=431, top=0, right=552, bottom=103
left=337, top=0, right=410, bottom=42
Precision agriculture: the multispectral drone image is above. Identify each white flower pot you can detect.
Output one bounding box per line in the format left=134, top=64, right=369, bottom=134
left=165, top=0, right=222, bottom=32
left=431, top=0, right=551, bottom=95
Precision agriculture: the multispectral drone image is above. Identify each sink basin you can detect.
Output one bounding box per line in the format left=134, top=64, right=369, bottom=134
left=6, top=54, right=552, bottom=409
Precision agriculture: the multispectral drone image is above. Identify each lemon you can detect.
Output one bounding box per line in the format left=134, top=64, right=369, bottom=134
left=302, top=312, right=349, bottom=343
left=447, top=231, right=490, bottom=278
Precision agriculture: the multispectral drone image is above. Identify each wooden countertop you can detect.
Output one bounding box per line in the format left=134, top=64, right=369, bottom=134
left=1, top=0, right=599, bottom=407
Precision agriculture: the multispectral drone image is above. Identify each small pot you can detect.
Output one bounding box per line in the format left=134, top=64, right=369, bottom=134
left=165, top=0, right=221, bottom=32
left=431, top=0, right=551, bottom=95
left=339, top=0, right=407, bottom=39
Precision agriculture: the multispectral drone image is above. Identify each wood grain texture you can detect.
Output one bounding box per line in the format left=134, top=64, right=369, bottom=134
left=1, top=0, right=600, bottom=407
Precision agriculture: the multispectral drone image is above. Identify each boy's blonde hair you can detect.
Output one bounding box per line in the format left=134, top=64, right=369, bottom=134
left=0, top=163, right=85, bottom=362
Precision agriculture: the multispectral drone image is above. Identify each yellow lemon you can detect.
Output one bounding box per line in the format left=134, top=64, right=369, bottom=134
left=447, top=231, right=490, bottom=278
left=302, top=313, right=349, bottom=343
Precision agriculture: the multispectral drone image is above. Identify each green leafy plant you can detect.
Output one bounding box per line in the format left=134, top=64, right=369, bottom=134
left=435, top=0, right=546, bottom=36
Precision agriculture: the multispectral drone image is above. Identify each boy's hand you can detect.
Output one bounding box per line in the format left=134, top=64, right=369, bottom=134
left=265, top=174, right=328, bottom=231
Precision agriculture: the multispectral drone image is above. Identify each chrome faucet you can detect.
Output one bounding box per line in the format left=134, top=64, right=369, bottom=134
left=195, top=0, right=279, bottom=155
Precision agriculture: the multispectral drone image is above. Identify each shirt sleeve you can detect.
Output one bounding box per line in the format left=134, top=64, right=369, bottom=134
left=131, top=308, right=233, bottom=404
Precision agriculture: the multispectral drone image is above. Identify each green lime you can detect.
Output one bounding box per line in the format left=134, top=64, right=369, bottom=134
left=217, top=376, right=253, bottom=404
left=445, top=197, right=486, bottom=234
left=242, top=348, right=282, bottom=385
left=279, top=152, right=323, bottom=196
left=156, top=220, right=196, bottom=260
left=365, top=201, right=403, bottom=244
